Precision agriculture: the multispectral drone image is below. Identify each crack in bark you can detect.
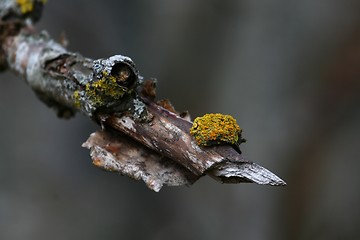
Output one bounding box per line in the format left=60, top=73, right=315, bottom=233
left=0, top=0, right=286, bottom=191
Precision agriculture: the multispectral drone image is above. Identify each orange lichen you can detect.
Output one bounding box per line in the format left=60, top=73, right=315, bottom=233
left=190, top=113, right=243, bottom=146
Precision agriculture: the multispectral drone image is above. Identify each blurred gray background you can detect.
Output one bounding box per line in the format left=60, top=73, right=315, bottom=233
left=1, top=0, right=360, bottom=239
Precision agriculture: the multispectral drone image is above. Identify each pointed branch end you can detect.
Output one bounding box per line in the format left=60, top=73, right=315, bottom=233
left=208, top=161, right=286, bottom=186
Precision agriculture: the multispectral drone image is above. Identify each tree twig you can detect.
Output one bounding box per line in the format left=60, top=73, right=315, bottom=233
left=0, top=0, right=286, bottom=191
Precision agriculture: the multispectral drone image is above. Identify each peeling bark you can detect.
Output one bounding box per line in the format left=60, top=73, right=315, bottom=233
left=82, top=130, right=199, bottom=192
left=0, top=0, right=286, bottom=191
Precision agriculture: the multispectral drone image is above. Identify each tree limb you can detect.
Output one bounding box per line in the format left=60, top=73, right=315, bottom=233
left=0, top=0, right=286, bottom=191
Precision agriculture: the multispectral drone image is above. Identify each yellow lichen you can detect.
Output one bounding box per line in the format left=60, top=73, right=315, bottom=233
left=84, top=74, right=126, bottom=107
left=16, top=0, right=47, bottom=14
left=190, top=113, right=242, bottom=146
left=73, top=70, right=128, bottom=109
left=73, top=90, right=81, bottom=108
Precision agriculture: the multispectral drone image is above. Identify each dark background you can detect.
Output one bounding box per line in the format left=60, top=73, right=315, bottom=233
left=1, top=1, right=360, bottom=239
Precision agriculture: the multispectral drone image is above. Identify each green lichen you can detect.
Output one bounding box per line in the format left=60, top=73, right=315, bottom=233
left=73, top=90, right=81, bottom=108
left=73, top=71, right=128, bottom=110
left=190, top=113, right=243, bottom=146
left=72, top=55, right=140, bottom=116
left=16, top=0, right=47, bottom=14
left=85, top=71, right=126, bottom=106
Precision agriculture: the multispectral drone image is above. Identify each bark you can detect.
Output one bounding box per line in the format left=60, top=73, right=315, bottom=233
left=0, top=0, right=286, bottom=191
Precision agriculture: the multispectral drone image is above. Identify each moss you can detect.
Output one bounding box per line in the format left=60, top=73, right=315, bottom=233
left=190, top=113, right=242, bottom=146
left=16, top=0, right=47, bottom=14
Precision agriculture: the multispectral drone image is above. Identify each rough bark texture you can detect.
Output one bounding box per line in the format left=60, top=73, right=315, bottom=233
left=0, top=0, right=286, bottom=191
left=82, top=130, right=199, bottom=192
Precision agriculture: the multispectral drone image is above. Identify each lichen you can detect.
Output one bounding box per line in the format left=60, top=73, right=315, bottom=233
left=73, top=71, right=128, bottom=111
left=190, top=113, right=243, bottom=146
left=73, top=90, right=81, bottom=108
left=16, top=0, right=47, bottom=14
left=133, top=98, right=146, bottom=119
left=84, top=71, right=127, bottom=106
left=71, top=55, right=141, bottom=116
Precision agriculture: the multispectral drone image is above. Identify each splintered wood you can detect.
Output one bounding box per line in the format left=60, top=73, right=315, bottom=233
left=1, top=0, right=286, bottom=191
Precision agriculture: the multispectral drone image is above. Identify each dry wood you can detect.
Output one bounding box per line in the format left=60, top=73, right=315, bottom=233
left=0, top=0, right=286, bottom=191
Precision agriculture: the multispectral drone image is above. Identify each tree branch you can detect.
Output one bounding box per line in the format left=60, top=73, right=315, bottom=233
left=0, top=0, right=286, bottom=191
